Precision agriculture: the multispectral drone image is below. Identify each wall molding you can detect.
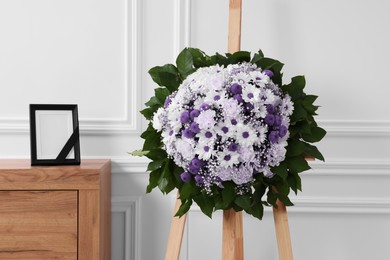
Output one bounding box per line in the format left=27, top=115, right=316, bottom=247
left=0, top=0, right=143, bottom=135
left=112, top=196, right=141, bottom=260
left=173, top=0, right=191, bottom=57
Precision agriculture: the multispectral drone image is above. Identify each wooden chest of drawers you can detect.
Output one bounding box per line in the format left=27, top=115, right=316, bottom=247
left=0, top=159, right=111, bottom=260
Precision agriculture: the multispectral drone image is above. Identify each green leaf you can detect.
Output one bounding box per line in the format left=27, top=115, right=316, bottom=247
left=146, top=168, right=163, bottom=193
left=286, top=139, right=307, bottom=158
left=140, top=108, right=154, bottom=120
left=188, top=48, right=211, bottom=68
left=288, top=156, right=311, bottom=174
left=210, top=53, right=228, bottom=66
left=277, top=193, right=294, bottom=206
left=154, top=87, right=171, bottom=104
left=287, top=172, right=302, bottom=194
left=158, top=161, right=175, bottom=194
left=266, top=189, right=278, bottom=206
left=226, top=51, right=251, bottom=64
left=271, top=161, right=288, bottom=180
left=129, top=150, right=149, bottom=157
left=194, top=194, right=214, bottom=218
left=302, top=126, right=326, bottom=143
left=142, top=131, right=161, bottom=151
left=145, top=96, right=162, bottom=107
left=180, top=181, right=196, bottom=200
left=235, top=195, right=252, bottom=210
left=145, top=149, right=167, bottom=161
left=250, top=203, right=264, bottom=220
left=283, top=76, right=306, bottom=100
left=221, top=181, right=236, bottom=208
left=176, top=48, right=195, bottom=79
left=250, top=49, right=264, bottom=64
left=175, top=199, right=192, bottom=217
left=148, top=64, right=181, bottom=92
left=147, top=159, right=166, bottom=171
left=304, top=143, right=325, bottom=161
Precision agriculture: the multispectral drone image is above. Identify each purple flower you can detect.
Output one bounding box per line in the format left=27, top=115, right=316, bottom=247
left=266, top=104, right=275, bottom=114
left=190, top=122, right=200, bottom=133
left=269, top=131, right=279, bottom=143
left=221, top=126, right=229, bottom=134
left=231, top=119, right=238, bottom=125
left=247, top=93, right=254, bottom=99
left=224, top=154, right=231, bottom=161
left=214, top=95, right=221, bottom=101
left=203, top=146, right=210, bottom=152
left=228, top=143, right=238, bottom=152
left=205, top=131, right=213, bottom=138
left=180, top=172, right=191, bottom=183
left=195, top=175, right=203, bottom=184
left=279, top=125, right=288, bottom=137
left=189, top=164, right=199, bottom=174
left=274, top=115, right=282, bottom=126
left=190, top=109, right=200, bottom=119
left=230, top=83, right=242, bottom=94
left=183, top=128, right=195, bottom=138
left=242, top=131, right=249, bottom=139
left=264, top=114, right=275, bottom=125
left=234, top=94, right=243, bottom=103
left=244, top=103, right=254, bottom=111
left=263, top=69, right=274, bottom=77
left=164, top=97, right=171, bottom=107
left=191, top=158, right=204, bottom=169
left=181, top=111, right=190, bottom=123
left=200, top=103, right=210, bottom=110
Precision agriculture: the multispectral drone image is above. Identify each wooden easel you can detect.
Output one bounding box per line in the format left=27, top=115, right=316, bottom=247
left=164, top=1, right=293, bottom=259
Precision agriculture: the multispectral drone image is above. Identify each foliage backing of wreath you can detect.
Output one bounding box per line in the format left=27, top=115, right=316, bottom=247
left=132, top=48, right=326, bottom=220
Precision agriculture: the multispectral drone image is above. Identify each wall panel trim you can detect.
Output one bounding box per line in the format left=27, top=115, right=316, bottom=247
left=112, top=196, right=141, bottom=260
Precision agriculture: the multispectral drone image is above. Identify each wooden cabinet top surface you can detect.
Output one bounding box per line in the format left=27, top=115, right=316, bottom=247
left=0, top=159, right=111, bottom=190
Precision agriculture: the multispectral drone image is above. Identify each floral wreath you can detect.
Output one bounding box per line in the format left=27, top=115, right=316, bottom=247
left=132, top=48, right=326, bottom=219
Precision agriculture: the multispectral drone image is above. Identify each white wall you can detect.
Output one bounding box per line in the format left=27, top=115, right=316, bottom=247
left=1, top=0, right=390, bottom=259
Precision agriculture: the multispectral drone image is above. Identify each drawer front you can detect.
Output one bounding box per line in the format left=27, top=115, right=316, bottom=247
left=0, top=191, right=78, bottom=259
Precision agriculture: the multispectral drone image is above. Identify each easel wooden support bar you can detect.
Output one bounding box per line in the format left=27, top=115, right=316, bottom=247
left=164, top=193, right=187, bottom=260
left=273, top=199, right=294, bottom=260
left=222, top=0, right=244, bottom=259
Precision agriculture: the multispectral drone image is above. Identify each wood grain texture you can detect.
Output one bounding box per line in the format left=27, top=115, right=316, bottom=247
left=222, top=209, right=244, bottom=260
left=273, top=199, right=294, bottom=260
left=223, top=1, right=244, bottom=259
left=0, top=191, right=77, bottom=259
left=228, top=0, right=242, bottom=53
left=0, top=159, right=111, bottom=260
left=165, top=193, right=187, bottom=260
left=0, top=159, right=109, bottom=190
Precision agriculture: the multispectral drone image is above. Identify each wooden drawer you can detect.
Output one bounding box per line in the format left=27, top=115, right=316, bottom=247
left=0, top=191, right=78, bottom=259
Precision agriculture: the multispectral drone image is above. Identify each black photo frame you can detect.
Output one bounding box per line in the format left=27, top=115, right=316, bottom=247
left=29, top=104, right=81, bottom=166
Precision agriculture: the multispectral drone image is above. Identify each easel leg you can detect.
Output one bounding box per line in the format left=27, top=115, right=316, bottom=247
left=273, top=199, right=293, bottom=260
left=222, top=209, right=244, bottom=260
left=165, top=192, right=187, bottom=260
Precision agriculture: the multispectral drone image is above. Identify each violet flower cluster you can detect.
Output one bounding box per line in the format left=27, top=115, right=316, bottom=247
left=152, top=63, right=294, bottom=193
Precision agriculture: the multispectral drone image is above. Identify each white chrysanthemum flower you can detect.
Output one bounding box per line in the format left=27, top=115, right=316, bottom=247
left=195, top=109, right=216, bottom=130
left=242, top=84, right=261, bottom=103
left=281, top=95, right=294, bottom=116
left=217, top=150, right=240, bottom=168
left=175, top=138, right=195, bottom=161
left=152, top=107, right=165, bottom=132
left=222, top=98, right=241, bottom=119
left=195, top=143, right=213, bottom=161
left=261, top=89, right=276, bottom=104
left=236, top=124, right=258, bottom=147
